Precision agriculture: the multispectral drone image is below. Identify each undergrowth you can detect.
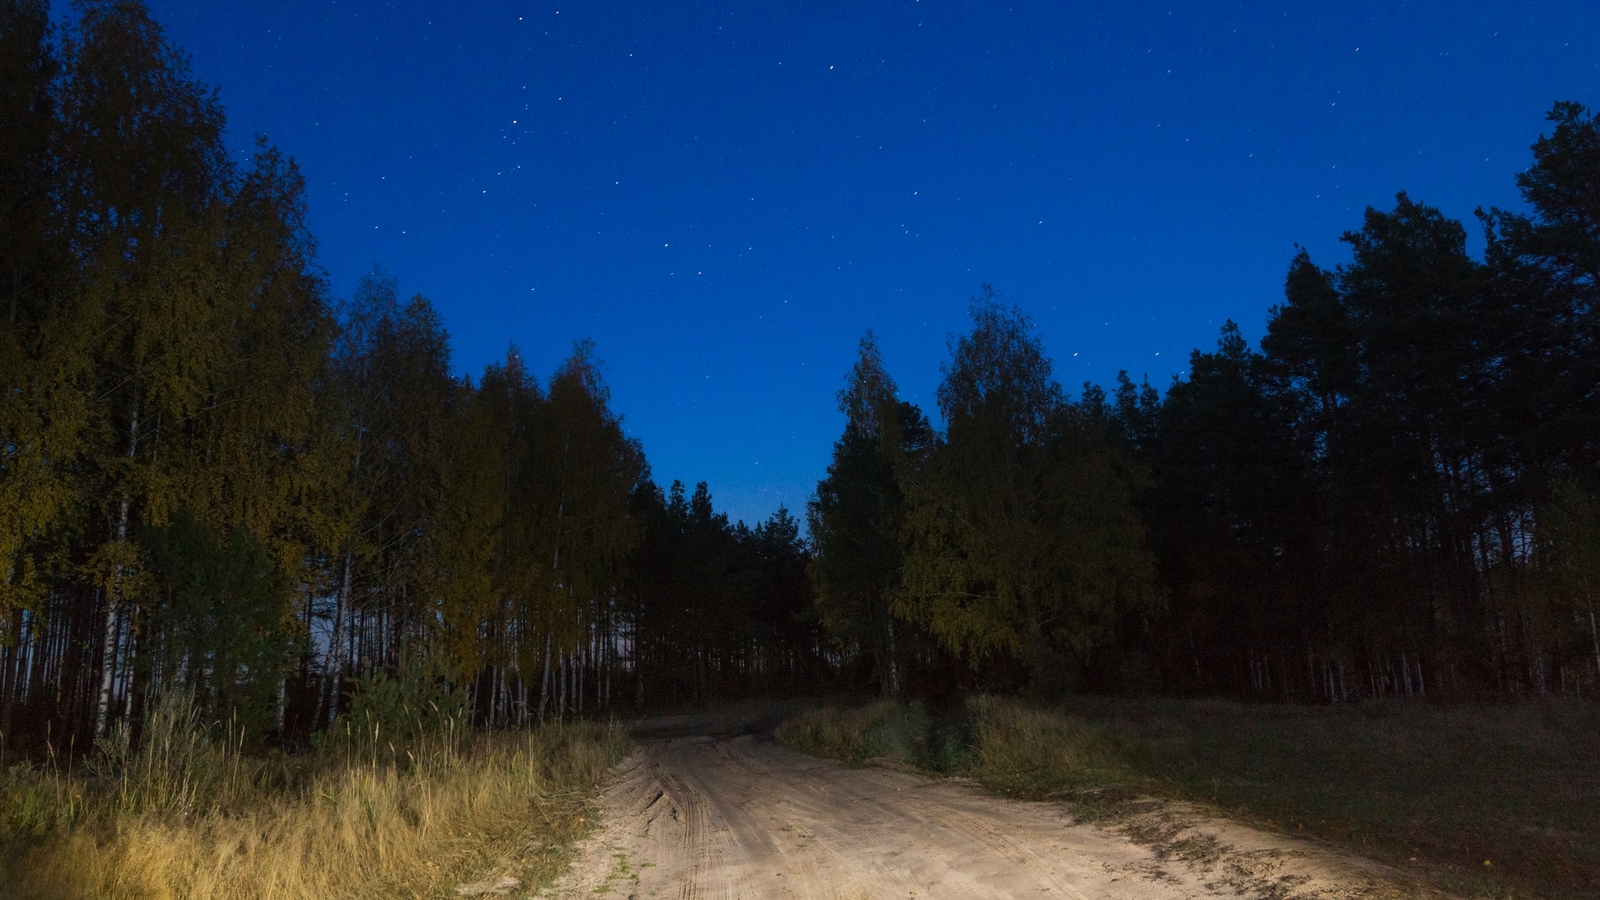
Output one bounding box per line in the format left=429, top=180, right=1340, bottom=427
left=0, top=693, right=629, bottom=900
left=776, top=694, right=1600, bottom=900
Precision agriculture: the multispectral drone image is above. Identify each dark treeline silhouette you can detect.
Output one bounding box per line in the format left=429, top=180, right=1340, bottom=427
left=0, top=0, right=832, bottom=757
left=5, top=1, right=1598, bottom=761
left=629, top=483, right=828, bottom=706
left=1125, top=104, right=1600, bottom=700
left=811, top=103, right=1600, bottom=703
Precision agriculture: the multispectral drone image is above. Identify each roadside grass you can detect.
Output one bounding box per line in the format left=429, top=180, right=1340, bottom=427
left=776, top=694, right=1600, bottom=900
left=0, top=696, right=629, bottom=900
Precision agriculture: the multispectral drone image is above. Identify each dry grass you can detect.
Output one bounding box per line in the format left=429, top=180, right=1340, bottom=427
left=779, top=694, right=1600, bottom=900
left=0, top=697, right=629, bottom=900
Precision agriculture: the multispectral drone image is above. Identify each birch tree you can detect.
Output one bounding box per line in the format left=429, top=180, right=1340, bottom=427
left=808, top=333, right=930, bottom=697
left=898, top=297, right=1162, bottom=693
left=320, top=274, right=452, bottom=725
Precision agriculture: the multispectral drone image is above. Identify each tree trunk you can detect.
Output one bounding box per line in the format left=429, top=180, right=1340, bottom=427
left=635, top=635, right=645, bottom=708
left=889, top=611, right=902, bottom=698
left=1, top=607, right=22, bottom=751
left=325, top=552, right=353, bottom=727
left=1589, top=601, right=1599, bottom=678
left=558, top=649, right=567, bottom=720
left=537, top=631, right=552, bottom=721
left=97, top=404, right=140, bottom=738
left=491, top=664, right=504, bottom=727
left=275, top=675, right=286, bottom=736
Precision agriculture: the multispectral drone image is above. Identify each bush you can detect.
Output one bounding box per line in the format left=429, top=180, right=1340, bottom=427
left=341, top=655, right=468, bottom=751
left=774, top=700, right=925, bottom=763
left=775, top=695, right=1121, bottom=790
left=963, top=696, right=1123, bottom=797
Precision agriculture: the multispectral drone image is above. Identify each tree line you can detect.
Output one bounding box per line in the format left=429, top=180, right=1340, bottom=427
left=0, top=0, right=830, bottom=756
left=810, top=103, right=1600, bottom=703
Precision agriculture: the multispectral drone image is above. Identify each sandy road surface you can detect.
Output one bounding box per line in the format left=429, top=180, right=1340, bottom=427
left=547, top=718, right=1420, bottom=900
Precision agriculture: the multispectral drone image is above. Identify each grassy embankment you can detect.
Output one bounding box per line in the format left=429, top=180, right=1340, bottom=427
left=0, top=698, right=628, bottom=900
left=776, top=695, right=1600, bottom=899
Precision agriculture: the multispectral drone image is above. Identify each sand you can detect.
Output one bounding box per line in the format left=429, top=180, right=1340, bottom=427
left=547, top=714, right=1430, bottom=900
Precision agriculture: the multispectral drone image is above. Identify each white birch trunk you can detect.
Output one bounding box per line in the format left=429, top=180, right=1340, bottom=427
left=326, top=553, right=353, bottom=725
left=1589, top=603, right=1599, bottom=678
left=538, top=631, right=552, bottom=722
left=96, top=404, right=139, bottom=738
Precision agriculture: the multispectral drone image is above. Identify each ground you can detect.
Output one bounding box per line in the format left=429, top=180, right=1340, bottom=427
left=542, top=707, right=1431, bottom=900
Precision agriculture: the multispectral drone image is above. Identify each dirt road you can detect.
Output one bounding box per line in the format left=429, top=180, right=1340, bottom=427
left=547, top=718, right=1418, bottom=900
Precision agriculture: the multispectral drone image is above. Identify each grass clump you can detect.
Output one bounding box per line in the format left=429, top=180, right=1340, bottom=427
left=0, top=694, right=629, bottom=900
left=775, top=695, right=1123, bottom=792
left=774, top=700, right=930, bottom=765
left=960, top=696, right=1125, bottom=798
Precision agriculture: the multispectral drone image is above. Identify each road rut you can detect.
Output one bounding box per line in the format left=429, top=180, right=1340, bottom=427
left=549, top=732, right=1416, bottom=899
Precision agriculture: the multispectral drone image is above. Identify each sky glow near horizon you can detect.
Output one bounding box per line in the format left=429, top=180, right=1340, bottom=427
left=143, top=0, right=1600, bottom=528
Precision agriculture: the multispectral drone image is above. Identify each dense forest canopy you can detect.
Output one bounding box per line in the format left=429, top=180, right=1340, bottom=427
left=3, top=0, right=1599, bottom=755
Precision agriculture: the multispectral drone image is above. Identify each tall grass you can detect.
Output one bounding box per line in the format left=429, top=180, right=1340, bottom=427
left=771, top=700, right=930, bottom=765
left=0, top=695, right=629, bottom=900
left=778, top=695, right=1600, bottom=900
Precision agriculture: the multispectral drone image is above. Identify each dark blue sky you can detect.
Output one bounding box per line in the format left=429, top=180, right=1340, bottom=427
left=147, top=0, right=1598, bottom=527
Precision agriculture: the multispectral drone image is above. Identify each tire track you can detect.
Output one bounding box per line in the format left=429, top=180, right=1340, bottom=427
left=549, top=732, right=1423, bottom=899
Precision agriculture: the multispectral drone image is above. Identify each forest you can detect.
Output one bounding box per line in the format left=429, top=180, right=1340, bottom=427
left=4, top=0, right=1600, bottom=760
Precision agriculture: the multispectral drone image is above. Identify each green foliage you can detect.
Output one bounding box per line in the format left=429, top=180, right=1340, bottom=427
left=897, top=296, right=1163, bottom=692
left=776, top=700, right=928, bottom=764
left=775, top=696, right=1121, bottom=790
left=344, top=657, right=467, bottom=748
left=0, top=0, right=338, bottom=749
left=961, top=695, right=1124, bottom=797
left=0, top=0, right=68, bottom=623
left=808, top=333, right=931, bottom=696
left=1532, top=480, right=1600, bottom=677
left=521, top=341, right=648, bottom=659
left=137, top=512, right=299, bottom=737
left=1539, top=481, right=1600, bottom=599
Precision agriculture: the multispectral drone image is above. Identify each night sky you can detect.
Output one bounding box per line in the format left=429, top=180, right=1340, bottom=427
left=145, top=0, right=1599, bottom=527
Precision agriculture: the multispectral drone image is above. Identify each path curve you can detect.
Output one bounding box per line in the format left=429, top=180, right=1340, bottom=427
left=548, top=728, right=1421, bottom=899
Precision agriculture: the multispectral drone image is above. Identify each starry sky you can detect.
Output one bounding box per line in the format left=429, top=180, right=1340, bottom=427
left=145, top=0, right=1599, bottom=528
